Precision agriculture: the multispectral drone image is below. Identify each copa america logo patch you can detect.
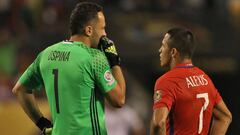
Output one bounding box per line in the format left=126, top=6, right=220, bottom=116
left=154, top=90, right=162, bottom=103
left=104, top=70, right=114, bottom=86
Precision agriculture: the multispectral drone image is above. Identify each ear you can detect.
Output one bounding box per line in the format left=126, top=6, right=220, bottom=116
left=171, top=48, right=178, bottom=58
left=84, top=25, right=93, bottom=37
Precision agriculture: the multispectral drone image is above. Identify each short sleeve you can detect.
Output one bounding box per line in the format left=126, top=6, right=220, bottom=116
left=92, top=52, right=117, bottom=93
left=19, top=53, right=43, bottom=92
left=153, top=78, right=176, bottom=111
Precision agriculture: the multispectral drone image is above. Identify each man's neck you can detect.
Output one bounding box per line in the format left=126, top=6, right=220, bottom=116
left=69, top=35, right=91, bottom=47
left=170, top=58, right=192, bottom=70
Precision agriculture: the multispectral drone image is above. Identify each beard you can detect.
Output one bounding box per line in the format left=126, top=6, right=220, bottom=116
left=160, top=56, right=172, bottom=71
left=90, top=35, right=100, bottom=48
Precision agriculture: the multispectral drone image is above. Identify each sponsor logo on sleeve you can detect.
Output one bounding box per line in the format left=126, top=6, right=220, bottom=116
left=154, top=90, right=162, bottom=103
left=104, top=70, right=115, bottom=86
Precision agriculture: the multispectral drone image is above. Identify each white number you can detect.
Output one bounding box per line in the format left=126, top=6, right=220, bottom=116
left=196, top=93, right=209, bottom=134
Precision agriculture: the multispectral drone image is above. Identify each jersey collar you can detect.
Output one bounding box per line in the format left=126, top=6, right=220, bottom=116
left=175, top=63, right=194, bottom=68
left=63, top=40, right=88, bottom=47
left=63, top=40, right=82, bottom=44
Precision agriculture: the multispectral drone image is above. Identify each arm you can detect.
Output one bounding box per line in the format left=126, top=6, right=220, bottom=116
left=12, top=81, right=43, bottom=123
left=98, top=36, right=126, bottom=108
left=12, top=81, right=52, bottom=134
left=209, top=100, right=232, bottom=135
left=150, top=107, right=169, bottom=135
left=105, top=65, right=126, bottom=107
left=13, top=53, right=52, bottom=135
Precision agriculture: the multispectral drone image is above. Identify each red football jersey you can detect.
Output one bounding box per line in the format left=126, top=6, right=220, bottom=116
left=153, top=63, right=222, bottom=135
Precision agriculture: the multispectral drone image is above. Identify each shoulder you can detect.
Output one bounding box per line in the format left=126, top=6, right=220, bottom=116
left=193, top=66, right=206, bottom=74
left=156, top=69, right=179, bottom=83
left=37, top=42, right=63, bottom=58
left=193, top=66, right=213, bottom=81
left=155, top=71, right=177, bottom=90
left=40, top=41, right=62, bottom=54
left=86, top=48, right=105, bottom=57
left=87, top=48, right=107, bottom=61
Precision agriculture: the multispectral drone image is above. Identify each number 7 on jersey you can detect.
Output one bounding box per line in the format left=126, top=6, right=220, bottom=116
left=196, top=93, right=209, bottom=134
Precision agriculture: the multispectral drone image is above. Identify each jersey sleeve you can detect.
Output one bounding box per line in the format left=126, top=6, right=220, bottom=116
left=91, top=51, right=117, bottom=93
left=19, top=53, right=43, bottom=92
left=153, top=78, right=176, bottom=111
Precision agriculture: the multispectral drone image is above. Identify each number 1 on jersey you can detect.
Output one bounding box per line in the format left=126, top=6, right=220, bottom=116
left=196, top=93, right=209, bottom=134
left=52, top=69, right=60, bottom=114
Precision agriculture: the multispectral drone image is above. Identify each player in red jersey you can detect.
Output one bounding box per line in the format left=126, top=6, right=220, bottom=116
left=150, top=28, right=232, bottom=135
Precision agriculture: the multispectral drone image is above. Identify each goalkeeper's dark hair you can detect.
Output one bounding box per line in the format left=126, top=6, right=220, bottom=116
left=167, top=27, right=195, bottom=59
left=70, top=2, right=103, bottom=35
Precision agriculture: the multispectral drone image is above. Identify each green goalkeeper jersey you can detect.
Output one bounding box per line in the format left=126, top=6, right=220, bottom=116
left=19, top=41, right=117, bottom=135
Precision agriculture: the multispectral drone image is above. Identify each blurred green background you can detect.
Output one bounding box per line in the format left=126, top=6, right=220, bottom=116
left=0, top=0, right=239, bottom=134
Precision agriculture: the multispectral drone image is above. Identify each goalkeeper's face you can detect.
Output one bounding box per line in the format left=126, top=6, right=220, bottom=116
left=159, top=33, right=172, bottom=68
left=91, top=11, right=106, bottom=48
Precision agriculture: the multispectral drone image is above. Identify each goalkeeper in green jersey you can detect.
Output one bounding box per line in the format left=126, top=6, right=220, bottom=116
left=12, top=2, right=126, bottom=135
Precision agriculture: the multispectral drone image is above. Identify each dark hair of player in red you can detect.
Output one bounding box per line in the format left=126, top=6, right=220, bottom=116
left=167, top=28, right=195, bottom=59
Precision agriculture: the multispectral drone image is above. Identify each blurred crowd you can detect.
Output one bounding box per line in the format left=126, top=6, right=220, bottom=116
left=0, top=0, right=240, bottom=134
left=0, top=0, right=65, bottom=99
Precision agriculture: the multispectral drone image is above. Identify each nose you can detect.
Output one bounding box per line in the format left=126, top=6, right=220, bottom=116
left=159, top=48, right=162, bottom=55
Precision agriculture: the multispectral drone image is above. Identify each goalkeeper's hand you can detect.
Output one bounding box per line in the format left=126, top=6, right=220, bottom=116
left=36, top=117, right=53, bottom=135
left=98, top=36, right=121, bottom=67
